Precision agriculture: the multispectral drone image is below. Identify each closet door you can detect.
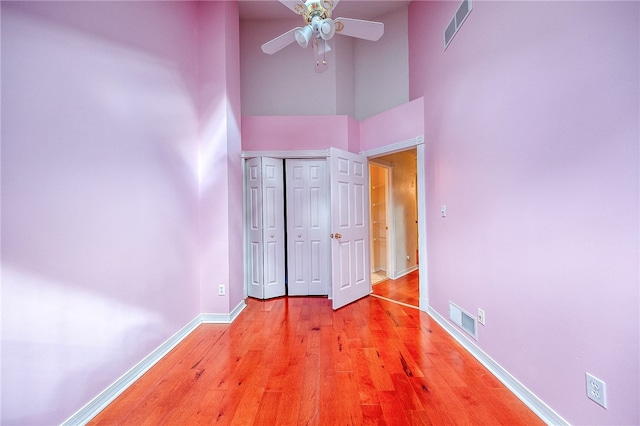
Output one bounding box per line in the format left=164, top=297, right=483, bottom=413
left=286, top=159, right=330, bottom=296
left=245, top=157, right=286, bottom=299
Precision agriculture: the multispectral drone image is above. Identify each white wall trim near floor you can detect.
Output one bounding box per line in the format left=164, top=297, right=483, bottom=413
left=426, top=306, right=569, bottom=426
left=201, top=300, right=247, bottom=323
left=62, top=300, right=247, bottom=426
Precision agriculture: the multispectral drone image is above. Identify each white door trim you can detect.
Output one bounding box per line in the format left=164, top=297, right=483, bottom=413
left=242, top=150, right=329, bottom=159
left=360, top=136, right=424, bottom=158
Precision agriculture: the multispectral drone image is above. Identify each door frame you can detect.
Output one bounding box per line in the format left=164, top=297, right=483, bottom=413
left=360, top=136, right=428, bottom=312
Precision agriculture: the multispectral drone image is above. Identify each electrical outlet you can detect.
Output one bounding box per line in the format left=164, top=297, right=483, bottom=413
left=218, top=285, right=225, bottom=296
left=477, top=309, right=485, bottom=325
left=586, top=373, right=607, bottom=409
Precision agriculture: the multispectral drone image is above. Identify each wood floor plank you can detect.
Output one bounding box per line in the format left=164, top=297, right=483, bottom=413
left=90, top=297, right=544, bottom=426
left=371, top=270, right=420, bottom=307
left=360, top=404, right=387, bottom=426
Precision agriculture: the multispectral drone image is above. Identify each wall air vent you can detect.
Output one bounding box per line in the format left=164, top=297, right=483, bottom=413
left=444, top=0, right=472, bottom=50
left=449, top=301, right=477, bottom=340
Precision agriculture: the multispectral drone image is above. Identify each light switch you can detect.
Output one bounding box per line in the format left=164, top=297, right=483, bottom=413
left=441, top=205, right=447, bottom=218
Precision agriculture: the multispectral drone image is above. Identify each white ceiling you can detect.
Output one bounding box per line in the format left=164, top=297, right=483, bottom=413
left=238, top=0, right=411, bottom=21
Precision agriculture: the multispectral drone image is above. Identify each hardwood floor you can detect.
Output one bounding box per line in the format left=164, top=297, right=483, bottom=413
left=371, top=270, right=419, bottom=307
left=91, top=296, right=543, bottom=425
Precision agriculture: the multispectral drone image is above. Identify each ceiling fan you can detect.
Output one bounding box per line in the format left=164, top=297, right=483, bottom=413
left=261, top=0, right=384, bottom=73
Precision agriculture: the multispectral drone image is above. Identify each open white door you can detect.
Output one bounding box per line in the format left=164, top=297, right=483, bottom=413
left=329, top=148, right=371, bottom=310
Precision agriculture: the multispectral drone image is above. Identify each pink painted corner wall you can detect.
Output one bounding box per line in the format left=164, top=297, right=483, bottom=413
left=242, top=115, right=352, bottom=151
left=409, top=1, right=639, bottom=424
left=197, top=0, right=244, bottom=315
left=0, top=1, right=241, bottom=423
left=359, top=97, right=424, bottom=152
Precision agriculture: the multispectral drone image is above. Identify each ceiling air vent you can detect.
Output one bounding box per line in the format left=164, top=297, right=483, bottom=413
left=444, top=0, right=472, bottom=50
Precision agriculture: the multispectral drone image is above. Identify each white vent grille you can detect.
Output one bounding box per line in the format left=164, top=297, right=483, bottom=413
left=449, top=301, right=477, bottom=339
left=444, top=0, right=473, bottom=49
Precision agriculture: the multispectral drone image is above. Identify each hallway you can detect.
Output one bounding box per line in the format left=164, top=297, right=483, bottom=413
left=371, top=270, right=419, bottom=307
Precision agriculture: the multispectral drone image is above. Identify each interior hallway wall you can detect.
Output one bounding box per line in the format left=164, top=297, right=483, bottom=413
left=376, top=150, right=418, bottom=277
left=409, top=2, right=639, bottom=424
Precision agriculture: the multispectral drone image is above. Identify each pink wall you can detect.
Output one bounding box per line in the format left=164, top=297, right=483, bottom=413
left=347, top=115, right=360, bottom=153
left=241, top=107, right=419, bottom=154
left=359, top=97, right=424, bottom=152
left=409, top=1, right=639, bottom=424
left=197, top=1, right=244, bottom=314
left=242, top=115, right=351, bottom=151
left=0, top=1, right=240, bottom=424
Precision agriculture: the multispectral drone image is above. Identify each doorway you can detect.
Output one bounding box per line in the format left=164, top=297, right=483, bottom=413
left=368, top=148, right=420, bottom=307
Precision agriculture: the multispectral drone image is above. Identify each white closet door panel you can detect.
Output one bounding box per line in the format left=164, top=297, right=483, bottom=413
left=246, top=158, right=264, bottom=299
left=262, top=157, right=286, bottom=299
left=292, top=187, right=305, bottom=230
left=309, top=187, right=321, bottom=229
left=288, top=240, right=307, bottom=296
left=286, top=159, right=330, bottom=296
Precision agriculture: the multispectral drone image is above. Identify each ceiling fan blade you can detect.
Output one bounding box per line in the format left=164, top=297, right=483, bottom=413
left=279, top=0, right=306, bottom=15
left=313, top=38, right=329, bottom=73
left=261, top=27, right=301, bottom=54
left=334, top=17, right=384, bottom=41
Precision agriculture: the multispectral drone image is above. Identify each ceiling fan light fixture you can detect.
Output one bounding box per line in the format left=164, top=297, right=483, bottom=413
left=295, top=25, right=313, bottom=48
left=319, top=18, right=335, bottom=40
left=260, top=0, right=385, bottom=73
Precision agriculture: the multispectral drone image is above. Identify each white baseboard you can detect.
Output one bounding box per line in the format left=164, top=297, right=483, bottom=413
left=426, top=306, right=569, bottom=426
left=392, top=265, right=418, bottom=280
left=201, top=300, right=246, bottom=323
left=62, top=300, right=247, bottom=426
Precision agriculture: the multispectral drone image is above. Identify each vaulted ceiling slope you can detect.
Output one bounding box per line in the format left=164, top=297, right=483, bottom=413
left=238, top=0, right=411, bottom=119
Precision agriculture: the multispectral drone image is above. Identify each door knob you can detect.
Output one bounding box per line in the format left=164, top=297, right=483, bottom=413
left=335, top=233, right=342, bottom=239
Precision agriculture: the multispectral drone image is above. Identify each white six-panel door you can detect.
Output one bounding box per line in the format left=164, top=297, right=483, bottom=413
left=286, top=159, right=330, bottom=296
left=245, top=157, right=286, bottom=299
left=329, top=148, right=371, bottom=310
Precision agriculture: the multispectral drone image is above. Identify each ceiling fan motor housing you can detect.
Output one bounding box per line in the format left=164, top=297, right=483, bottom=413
left=296, top=0, right=335, bottom=47
left=300, top=0, right=332, bottom=23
